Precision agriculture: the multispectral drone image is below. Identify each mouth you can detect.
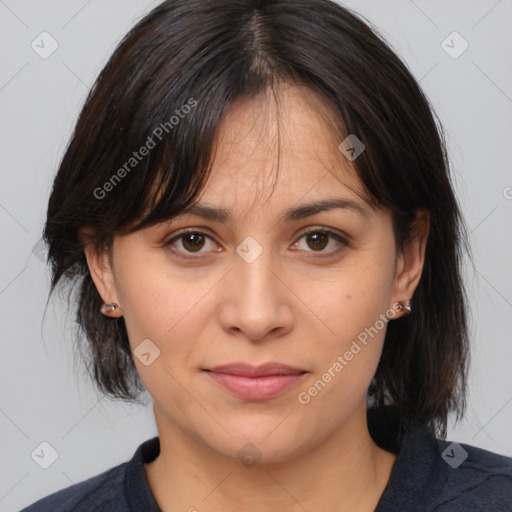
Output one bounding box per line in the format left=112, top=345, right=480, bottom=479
left=202, top=362, right=308, bottom=400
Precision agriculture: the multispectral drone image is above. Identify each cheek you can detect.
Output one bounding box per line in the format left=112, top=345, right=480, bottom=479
left=296, top=296, right=389, bottom=429
left=113, top=251, right=219, bottom=384
left=304, top=259, right=393, bottom=346
left=295, top=257, right=393, bottom=408
left=114, top=250, right=205, bottom=340
left=115, top=269, right=169, bottom=343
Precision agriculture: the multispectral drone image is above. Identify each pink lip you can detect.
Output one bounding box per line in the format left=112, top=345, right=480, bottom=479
left=204, top=363, right=307, bottom=400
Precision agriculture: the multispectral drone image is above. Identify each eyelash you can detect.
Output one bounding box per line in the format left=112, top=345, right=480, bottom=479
left=163, top=227, right=349, bottom=260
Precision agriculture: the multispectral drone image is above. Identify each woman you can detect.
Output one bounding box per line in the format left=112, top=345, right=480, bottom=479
left=21, top=0, right=512, bottom=510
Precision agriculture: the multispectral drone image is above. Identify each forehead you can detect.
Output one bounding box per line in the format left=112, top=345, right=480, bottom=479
left=198, top=84, right=369, bottom=212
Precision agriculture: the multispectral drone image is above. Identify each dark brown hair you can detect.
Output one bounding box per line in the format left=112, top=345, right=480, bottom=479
left=43, top=0, right=473, bottom=437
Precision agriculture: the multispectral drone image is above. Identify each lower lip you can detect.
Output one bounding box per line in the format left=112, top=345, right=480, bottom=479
left=205, top=371, right=307, bottom=400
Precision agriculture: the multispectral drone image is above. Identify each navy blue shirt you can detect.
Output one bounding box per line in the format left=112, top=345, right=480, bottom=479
left=20, top=408, right=512, bottom=511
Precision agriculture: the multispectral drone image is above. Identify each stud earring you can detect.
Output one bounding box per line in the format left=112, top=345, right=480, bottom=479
left=397, top=299, right=412, bottom=315
left=100, top=302, right=120, bottom=315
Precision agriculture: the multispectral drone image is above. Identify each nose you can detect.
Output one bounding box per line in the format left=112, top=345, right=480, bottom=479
left=217, top=245, right=294, bottom=342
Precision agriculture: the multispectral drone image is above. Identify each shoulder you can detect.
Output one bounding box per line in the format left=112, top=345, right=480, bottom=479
left=19, top=436, right=161, bottom=512
left=428, top=439, right=512, bottom=511
left=19, top=462, right=128, bottom=512
left=372, top=408, right=512, bottom=512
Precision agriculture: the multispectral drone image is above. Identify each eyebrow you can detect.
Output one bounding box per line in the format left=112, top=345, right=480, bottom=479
left=175, top=197, right=371, bottom=224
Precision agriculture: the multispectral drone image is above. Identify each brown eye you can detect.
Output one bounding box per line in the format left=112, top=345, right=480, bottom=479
left=305, top=232, right=329, bottom=251
left=181, top=232, right=206, bottom=252
left=164, top=227, right=348, bottom=260
left=164, top=230, right=219, bottom=259
left=293, top=228, right=348, bottom=256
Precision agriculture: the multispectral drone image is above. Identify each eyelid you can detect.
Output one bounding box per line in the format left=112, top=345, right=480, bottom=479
left=298, top=226, right=349, bottom=244
left=163, top=229, right=219, bottom=259
left=163, top=225, right=349, bottom=259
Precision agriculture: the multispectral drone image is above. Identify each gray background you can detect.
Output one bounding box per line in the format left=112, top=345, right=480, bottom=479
left=1, top=1, right=511, bottom=510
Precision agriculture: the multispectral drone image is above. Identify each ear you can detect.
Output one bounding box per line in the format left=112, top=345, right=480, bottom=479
left=80, top=227, right=122, bottom=317
left=390, top=209, right=430, bottom=315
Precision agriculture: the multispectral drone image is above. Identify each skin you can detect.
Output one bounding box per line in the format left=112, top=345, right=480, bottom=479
left=84, top=84, right=429, bottom=512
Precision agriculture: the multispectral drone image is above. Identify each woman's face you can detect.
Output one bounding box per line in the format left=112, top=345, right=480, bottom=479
left=86, top=84, right=427, bottom=463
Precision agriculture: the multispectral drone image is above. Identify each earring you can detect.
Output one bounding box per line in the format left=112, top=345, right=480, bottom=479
left=100, top=302, right=120, bottom=315
left=397, top=299, right=412, bottom=315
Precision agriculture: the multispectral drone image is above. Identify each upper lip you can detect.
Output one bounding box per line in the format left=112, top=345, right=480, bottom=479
left=205, top=362, right=307, bottom=377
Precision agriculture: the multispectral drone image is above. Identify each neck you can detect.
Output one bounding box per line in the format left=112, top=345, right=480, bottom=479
left=144, top=403, right=397, bottom=512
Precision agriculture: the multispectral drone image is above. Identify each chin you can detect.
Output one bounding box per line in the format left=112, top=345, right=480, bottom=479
left=211, top=423, right=309, bottom=466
